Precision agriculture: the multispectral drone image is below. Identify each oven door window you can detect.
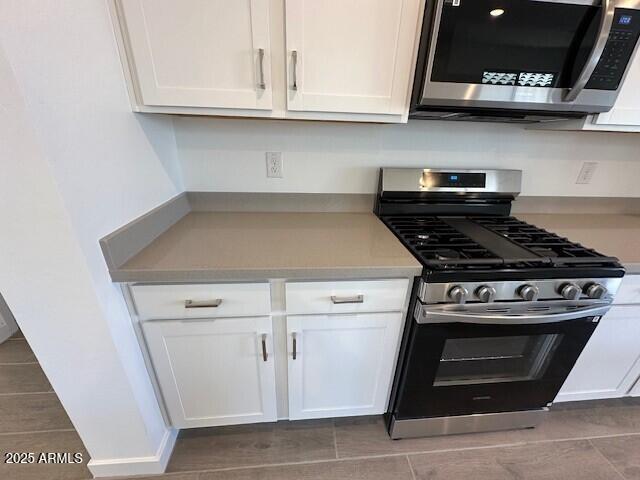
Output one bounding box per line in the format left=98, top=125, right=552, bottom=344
left=392, top=318, right=598, bottom=419
left=430, top=0, right=600, bottom=88
left=434, top=334, right=563, bottom=387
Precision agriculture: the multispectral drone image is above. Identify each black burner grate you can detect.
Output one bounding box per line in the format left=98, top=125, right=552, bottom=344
left=382, top=215, right=621, bottom=272
left=472, top=217, right=619, bottom=265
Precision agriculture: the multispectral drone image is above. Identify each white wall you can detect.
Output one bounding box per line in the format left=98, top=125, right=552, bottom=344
left=176, top=117, right=640, bottom=197
left=0, top=0, right=182, bottom=475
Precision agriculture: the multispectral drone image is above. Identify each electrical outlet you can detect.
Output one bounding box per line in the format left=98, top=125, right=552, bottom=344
left=266, top=152, right=283, bottom=178
left=576, top=162, right=598, bottom=184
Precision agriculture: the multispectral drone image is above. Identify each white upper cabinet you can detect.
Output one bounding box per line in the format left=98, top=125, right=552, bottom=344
left=116, top=0, right=273, bottom=110
left=284, top=0, right=421, bottom=115
left=111, top=0, right=422, bottom=121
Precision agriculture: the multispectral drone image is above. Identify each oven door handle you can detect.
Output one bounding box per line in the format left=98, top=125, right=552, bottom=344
left=415, top=304, right=611, bottom=325
left=563, top=0, right=616, bottom=102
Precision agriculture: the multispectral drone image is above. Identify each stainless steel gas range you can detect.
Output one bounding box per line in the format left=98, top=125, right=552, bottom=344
left=375, top=168, right=625, bottom=439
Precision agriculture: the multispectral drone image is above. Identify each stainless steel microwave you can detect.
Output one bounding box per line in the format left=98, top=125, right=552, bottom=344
left=411, top=0, right=640, bottom=122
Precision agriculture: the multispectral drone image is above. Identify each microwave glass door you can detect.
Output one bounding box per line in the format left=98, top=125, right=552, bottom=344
left=431, top=0, right=600, bottom=88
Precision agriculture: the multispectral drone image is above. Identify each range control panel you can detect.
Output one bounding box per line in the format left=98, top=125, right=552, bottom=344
left=587, top=9, right=640, bottom=90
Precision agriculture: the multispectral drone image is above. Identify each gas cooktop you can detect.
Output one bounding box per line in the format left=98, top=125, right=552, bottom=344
left=382, top=215, right=620, bottom=269
left=375, top=168, right=624, bottom=281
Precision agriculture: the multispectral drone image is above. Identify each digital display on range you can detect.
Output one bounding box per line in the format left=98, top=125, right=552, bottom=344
left=421, top=172, right=486, bottom=188
left=620, top=15, right=632, bottom=25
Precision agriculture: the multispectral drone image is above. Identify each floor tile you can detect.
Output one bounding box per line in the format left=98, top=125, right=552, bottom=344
left=0, top=430, right=90, bottom=480
left=198, top=456, right=414, bottom=480
left=167, top=420, right=336, bottom=472
left=109, top=474, right=198, bottom=480
left=591, top=434, right=640, bottom=479
left=0, top=340, right=36, bottom=364
left=0, top=392, right=73, bottom=433
left=512, top=403, right=640, bottom=441
left=335, top=402, right=640, bottom=458
left=409, top=439, right=621, bottom=480
left=10, top=330, right=25, bottom=340
left=0, top=364, right=51, bottom=394
left=334, top=415, right=525, bottom=458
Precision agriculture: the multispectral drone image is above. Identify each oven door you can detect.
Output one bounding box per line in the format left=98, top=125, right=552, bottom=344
left=416, top=0, right=640, bottom=113
left=392, top=301, right=610, bottom=420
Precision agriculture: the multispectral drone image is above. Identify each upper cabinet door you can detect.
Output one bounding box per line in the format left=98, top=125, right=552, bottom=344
left=284, top=0, right=420, bottom=115
left=117, top=0, right=272, bottom=109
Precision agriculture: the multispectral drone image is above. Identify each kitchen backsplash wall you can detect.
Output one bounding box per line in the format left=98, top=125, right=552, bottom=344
left=175, top=117, right=640, bottom=198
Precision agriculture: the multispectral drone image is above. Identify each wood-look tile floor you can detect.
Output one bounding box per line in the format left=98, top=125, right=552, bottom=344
left=2, top=331, right=640, bottom=480
left=0, top=330, right=90, bottom=480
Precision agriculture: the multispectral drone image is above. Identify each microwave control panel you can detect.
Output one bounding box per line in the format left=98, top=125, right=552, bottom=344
left=587, top=9, right=640, bottom=90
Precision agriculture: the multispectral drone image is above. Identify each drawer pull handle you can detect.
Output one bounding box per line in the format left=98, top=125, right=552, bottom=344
left=257, top=48, right=266, bottom=90
left=331, top=294, right=364, bottom=305
left=292, top=332, right=297, bottom=360
left=291, top=50, right=298, bottom=90
left=184, top=299, right=222, bottom=309
left=261, top=334, right=268, bottom=362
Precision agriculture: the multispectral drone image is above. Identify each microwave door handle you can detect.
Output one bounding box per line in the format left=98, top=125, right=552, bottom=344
left=415, top=304, right=611, bottom=325
left=564, top=0, right=616, bottom=102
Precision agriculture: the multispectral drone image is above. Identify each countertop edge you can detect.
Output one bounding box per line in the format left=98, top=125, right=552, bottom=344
left=624, top=263, right=640, bottom=275
left=109, top=266, right=423, bottom=283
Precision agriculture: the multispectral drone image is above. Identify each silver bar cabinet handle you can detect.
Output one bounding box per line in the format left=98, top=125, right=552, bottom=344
left=564, top=0, right=616, bottom=102
left=291, top=50, right=298, bottom=90
left=292, top=332, right=297, bottom=360
left=258, top=48, right=266, bottom=90
left=331, top=294, right=364, bottom=305
left=261, top=334, right=268, bottom=362
left=184, top=299, right=222, bottom=309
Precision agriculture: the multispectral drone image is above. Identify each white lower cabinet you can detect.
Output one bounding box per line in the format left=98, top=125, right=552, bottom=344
left=557, top=305, right=640, bottom=402
left=138, top=278, right=410, bottom=428
left=142, top=316, right=277, bottom=428
left=286, top=312, right=403, bottom=420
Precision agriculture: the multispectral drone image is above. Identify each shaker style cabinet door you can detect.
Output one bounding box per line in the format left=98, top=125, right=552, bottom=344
left=142, top=316, right=277, bottom=428
left=284, top=0, right=421, bottom=115
left=286, top=313, right=403, bottom=420
left=557, top=306, right=640, bottom=402
left=116, top=0, right=273, bottom=109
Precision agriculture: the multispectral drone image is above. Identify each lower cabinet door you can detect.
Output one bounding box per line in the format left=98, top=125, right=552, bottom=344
left=286, top=312, right=403, bottom=420
left=143, top=316, right=277, bottom=428
left=557, top=306, right=640, bottom=402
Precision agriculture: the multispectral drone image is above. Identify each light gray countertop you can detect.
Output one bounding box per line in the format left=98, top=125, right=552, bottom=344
left=110, top=212, right=422, bottom=282
left=518, top=214, right=640, bottom=274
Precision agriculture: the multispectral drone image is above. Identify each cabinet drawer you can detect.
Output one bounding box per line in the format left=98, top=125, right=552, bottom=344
left=285, top=279, right=409, bottom=315
left=614, top=275, right=640, bottom=305
left=130, top=283, right=271, bottom=320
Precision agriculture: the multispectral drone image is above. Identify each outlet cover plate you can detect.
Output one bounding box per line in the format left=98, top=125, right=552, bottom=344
left=266, top=152, right=283, bottom=178
left=576, top=162, right=598, bottom=185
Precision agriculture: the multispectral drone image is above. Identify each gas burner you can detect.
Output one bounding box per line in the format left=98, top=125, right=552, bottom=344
left=434, top=249, right=461, bottom=261
left=530, top=247, right=559, bottom=258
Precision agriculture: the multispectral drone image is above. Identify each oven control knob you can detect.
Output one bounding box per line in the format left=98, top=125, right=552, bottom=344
left=560, top=283, right=582, bottom=301
left=476, top=285, right=497, bottom=303
left=585, top=283, right=608, bottom=300
left=519, top=284, right=540, bottom=302
left=448, top=286, right=469, bottom=305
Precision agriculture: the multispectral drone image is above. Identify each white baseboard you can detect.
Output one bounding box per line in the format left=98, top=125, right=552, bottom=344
left=87, top=427, right=178, bottom=478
